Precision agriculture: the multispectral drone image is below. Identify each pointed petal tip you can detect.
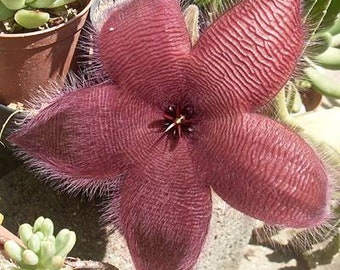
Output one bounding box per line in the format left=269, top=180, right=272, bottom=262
left=276, top=199, right=331, bottom=229
left=119, top=143, right=212, bottom=270
left=7, top=85, right=130, bottom=184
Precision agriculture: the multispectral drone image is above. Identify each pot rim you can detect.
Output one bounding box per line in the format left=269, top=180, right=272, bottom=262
left=0, top=0, right=95, bottom=38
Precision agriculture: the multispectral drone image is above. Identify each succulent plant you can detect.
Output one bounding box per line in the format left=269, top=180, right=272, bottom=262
left=4, top=216, right=76, bottom=270
left=302, top=0, right=340, bottom=98
left=0, top=0, right=82, bottom=33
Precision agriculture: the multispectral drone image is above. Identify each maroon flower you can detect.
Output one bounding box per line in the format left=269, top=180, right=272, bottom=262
left=10, top=0, right=330, bottom=269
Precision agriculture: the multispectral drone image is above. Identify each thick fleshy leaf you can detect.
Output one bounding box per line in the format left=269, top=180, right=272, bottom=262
left=195, top=113, right=330, bottom=228
left=9, top=85, right=161, bottom=190
left=190, top=0, right=304, bottom=113
left=120, top=139, right=211, bottom=270
left=294, top=108, right=340, bottom=163
left=99, top=0, right=191, bottom=105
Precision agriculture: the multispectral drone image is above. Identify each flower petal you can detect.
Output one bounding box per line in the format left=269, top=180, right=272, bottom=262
left=99, top=0, right=191, bottom=104
left=119, top=139, right=211, bottom=270
left=195, top=113, right=330, bottom=228
left=190, top=0, right=304, bottom=113
left=9, top=85, right=157, bottom=191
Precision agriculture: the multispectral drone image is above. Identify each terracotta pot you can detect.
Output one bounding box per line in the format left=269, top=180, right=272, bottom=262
left=0, top=0, right=94, bottom=105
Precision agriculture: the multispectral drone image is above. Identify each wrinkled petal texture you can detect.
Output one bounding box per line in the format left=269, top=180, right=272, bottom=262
left=8, top=1, right=329, bottom=270
left=194, top=113, right=329, bottom=228
left=190, top=0, right=304, bottom=113
left=99, top=0, right=191, bottom=104
left=10, top=85, right=126, bottom=183
left=120, top=139, right=211, bottom=270
left=9, top=86, right=163, bottom=184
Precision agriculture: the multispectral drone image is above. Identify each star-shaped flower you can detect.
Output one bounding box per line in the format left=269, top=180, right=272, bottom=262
left=9, top=0, right=330, bottom=269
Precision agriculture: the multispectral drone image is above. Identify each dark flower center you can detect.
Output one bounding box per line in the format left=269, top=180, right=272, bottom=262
left=163, top=104, right=195, bottom=138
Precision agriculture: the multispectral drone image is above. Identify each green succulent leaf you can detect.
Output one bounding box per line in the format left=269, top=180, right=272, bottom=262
left=310, top=31, right=332, bottom=55
left=304, top=66, right=340, bottom=98
left=14, top=9, right=50, bottom=29
left=18, top=224, right=33, bottom=246
left=4, top=240, right=24, bottom=263
left=36, top=231, right=45, bottom=240
left=4, top=217, right=76, bottom=270
left=45, top=0, right=78, bottom=8
left=0, top=1, right=15, bottom=20
left=22, top=249, right=39, bottom=266
left=33, top=216, right=45, bottom=233
left=331, top=33, right=340, bottom=47
left=294, top=108, right=340, bottom=164
left=329, top=17, right=340, bottom=35
left=28, top=0, right=58, bottom=8
left=314, top=46, right=340, bottom=69
left=50, top=256, right=65, bottom=270
left=1, top=0, right=26, bottom=10
left=27, top=234, right=41, bottom=253
left=40, top=218, right=54, bottom=236
left=26, top=0, right=76, bottom=8
left=40, top=239, right=56, bottom=266
left=55, top=231, right=76, bottom=257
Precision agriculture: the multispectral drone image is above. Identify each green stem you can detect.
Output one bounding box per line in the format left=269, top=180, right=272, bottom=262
left=274, top=89, right=291, bottom=122
left=286, top=83, right=298, bottom=114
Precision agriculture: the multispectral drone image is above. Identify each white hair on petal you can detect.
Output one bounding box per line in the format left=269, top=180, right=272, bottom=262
left=252, top=125, right=340, bottom=254
left=10, top=142, right=125, bottom=228
left=77, top=26, right=109, bottom=83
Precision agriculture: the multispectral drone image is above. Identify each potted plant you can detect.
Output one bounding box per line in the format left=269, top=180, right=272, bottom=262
left=0, top=0, right=94, bottom=105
